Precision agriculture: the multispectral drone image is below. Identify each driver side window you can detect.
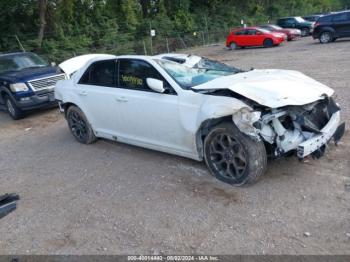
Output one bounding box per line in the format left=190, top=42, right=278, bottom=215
left=118, top=59, right=175, bottom=94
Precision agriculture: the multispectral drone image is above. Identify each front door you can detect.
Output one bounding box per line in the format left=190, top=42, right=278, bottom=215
left=113, top=58, right=192, bottom=154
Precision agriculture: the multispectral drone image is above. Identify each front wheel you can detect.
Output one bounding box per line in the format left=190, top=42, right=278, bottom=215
left=4, top=95, right=23, bottom=120
left=263, top=38, right=273, bottom=48
left=67, top=106, right=97, bottom=144
left=204, top=123, right=267, bottom=186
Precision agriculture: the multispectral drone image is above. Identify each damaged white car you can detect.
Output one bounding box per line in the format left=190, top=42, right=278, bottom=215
left=55, top=54, right=345, bottom=186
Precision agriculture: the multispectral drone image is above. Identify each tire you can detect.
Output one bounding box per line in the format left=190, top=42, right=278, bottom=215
left=319, top=31, right=333, bottom=43
left=66, top=105, right=97, bottom=144
left=4, top=95, right=23, bottom=120
left=263, top=38, right=273, bottom=48
left=204, top=122, right=267, bottom=186
left=301, top=28, right=310, bottom=37
left=229, top=42, right=238, bottom=50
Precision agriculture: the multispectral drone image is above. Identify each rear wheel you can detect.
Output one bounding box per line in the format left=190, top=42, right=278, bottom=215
left=204, top=123, right=267, bottom=186
left=263, top=38, right=273, bottom=48
left=229, top=42, right=238, bottom=50
left=67, top=106, right=97, bottom=144
left=301, top=28, right=310, bottom=37
left=319, top=31, right=333, bottom=43
left=4, top=95, right=23, bottom=120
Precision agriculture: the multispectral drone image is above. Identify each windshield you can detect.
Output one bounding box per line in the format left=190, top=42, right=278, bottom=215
left=156, top=59, right=235, bottom=89
left=295, top=17, right=305, bottom=22
left=0, top=53, right=49, bottom=74
left=271, top=25, right=282, bottom=30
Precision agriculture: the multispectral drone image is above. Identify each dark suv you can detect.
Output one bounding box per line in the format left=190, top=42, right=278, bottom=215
left=313, top=11, right=350, bottom=43
left=277, top=17, right=314, bottom=36
left=0, top=52, right=66, bottom=119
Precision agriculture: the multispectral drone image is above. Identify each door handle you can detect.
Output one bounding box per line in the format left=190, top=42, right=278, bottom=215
left=78, top=91, right=88, bottom=96
left=115, top=97, right=128, bottom=103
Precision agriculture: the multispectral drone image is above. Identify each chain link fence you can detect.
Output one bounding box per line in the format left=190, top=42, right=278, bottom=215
left=0, top=29, right=230, bottom=63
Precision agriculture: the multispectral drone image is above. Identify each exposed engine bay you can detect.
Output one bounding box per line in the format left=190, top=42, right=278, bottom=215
left=232, top=96, right=345, bottom=159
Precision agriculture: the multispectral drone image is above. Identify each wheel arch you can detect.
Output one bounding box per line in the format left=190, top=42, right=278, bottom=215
left=229, top=41, right=238, bottom=49
left=0, top=87, right=12, bottom=103
left=263, top=38, right=274, bottom=46
left=320, top=27, right=336, bottom=35
left=62, top=102, right=79, bottom=118
left=195, top=116, right=233, bottom=160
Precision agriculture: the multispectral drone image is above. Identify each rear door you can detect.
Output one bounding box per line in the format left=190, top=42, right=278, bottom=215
left=74, top=59, right=118, bottom=136
left=232, top=29, right=245, bottom=46
left=332, top=12, right=350, bottom=37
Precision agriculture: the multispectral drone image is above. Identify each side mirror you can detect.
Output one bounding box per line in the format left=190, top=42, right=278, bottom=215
left=256, top=31, right=262, bottom=35
left=146, top=78, right=165, bottom=93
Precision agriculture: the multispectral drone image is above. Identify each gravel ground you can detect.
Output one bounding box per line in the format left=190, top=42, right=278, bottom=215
left=0, top=37, right=349, bottom=255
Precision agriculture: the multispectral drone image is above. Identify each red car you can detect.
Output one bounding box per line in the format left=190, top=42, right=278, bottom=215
left=226, top=27, right=287, bottom=50
left=259, top=24, right=301, bottom=41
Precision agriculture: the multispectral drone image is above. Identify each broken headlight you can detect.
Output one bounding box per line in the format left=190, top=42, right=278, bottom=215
left=232, top=108, right=261, bottom=138
left=232, top=108, right=261, bottom=125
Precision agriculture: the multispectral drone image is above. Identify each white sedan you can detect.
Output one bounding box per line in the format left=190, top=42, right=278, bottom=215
left=55, top=54, right=345, bottom=186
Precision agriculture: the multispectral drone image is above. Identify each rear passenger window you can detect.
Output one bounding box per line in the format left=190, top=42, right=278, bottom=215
left=319, top=16, right=332, bottom=23
left=234, top=30, right=244, bottom=35
left=332, top=13, right=349, bottom=22
left=246, top=29, right=256, bottom=35
left=79, top=60, right=116, bottom=87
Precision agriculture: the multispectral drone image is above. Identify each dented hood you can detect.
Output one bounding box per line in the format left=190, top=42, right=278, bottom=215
left=193, top=69, right=334, bottom=108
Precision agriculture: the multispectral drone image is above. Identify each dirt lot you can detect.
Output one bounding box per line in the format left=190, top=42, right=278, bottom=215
left=0, top=37, right=349, bottom=255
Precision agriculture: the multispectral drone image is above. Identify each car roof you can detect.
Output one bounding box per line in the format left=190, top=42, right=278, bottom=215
left=233, top=26, right=259, bottom=31
left=319, top=10, right=350, bottom=19
left=278, top=16, right=301, bottom=19
left=153, top=53, right=202, bottom=67
left=259, top=24, right=278, bottom=27
left=328, top=10, right=350, bottom=15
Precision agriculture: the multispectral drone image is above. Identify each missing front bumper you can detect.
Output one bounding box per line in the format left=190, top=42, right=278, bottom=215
left=297, top=111, right=345, bottom=158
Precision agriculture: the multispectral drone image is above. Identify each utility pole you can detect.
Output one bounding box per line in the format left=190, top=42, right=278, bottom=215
left=204, top=16, right=210, bottom=45
left=143, top=40, right=147, bottom=55
left=165, top=37, right=170, bottom=53
left=149, top=21, right=153, bottom=55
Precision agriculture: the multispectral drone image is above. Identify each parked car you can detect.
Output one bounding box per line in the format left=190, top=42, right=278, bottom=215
left=313, top=10, right=350, bottom=43
left=303, top=15, right=322, bottom=22
left=55, top=54, right=344, bottom=186
left=226, top=27, right=286, bottom=49
left=0, top=52, right=66, bottom=119
left=277, top=17, right=314, bottom=36
left=259, top=24, right=301, bottom=41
